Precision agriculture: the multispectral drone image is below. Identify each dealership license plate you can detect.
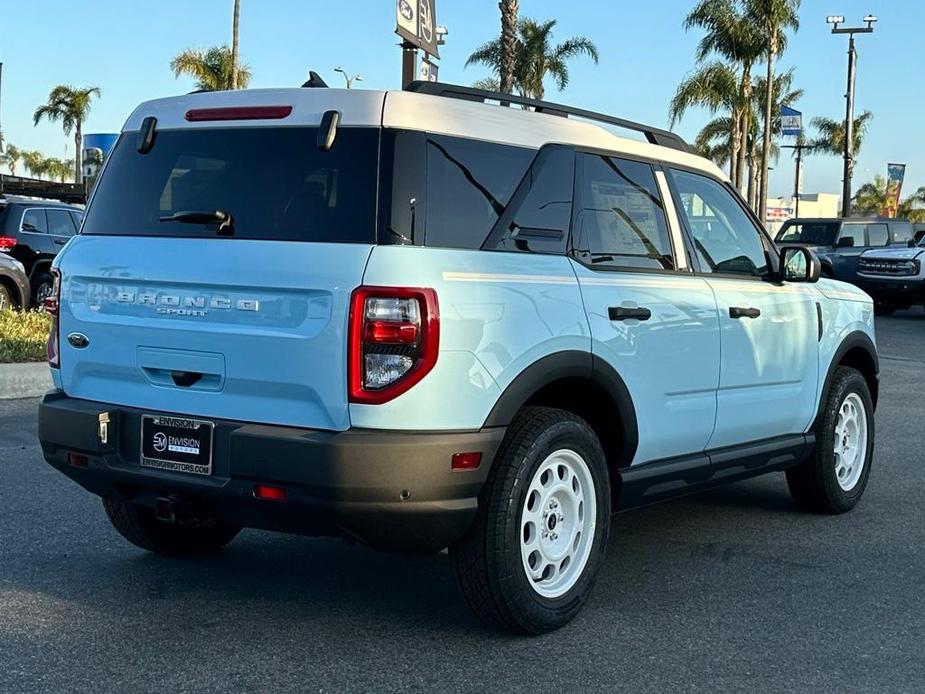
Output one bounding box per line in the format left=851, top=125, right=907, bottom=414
left=140, top=415, right=214, bottom=476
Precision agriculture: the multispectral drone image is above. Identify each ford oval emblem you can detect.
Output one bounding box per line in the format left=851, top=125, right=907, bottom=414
left=399, top=0, right=414, bottom=21
left=67, top=332, right=90, bottom=349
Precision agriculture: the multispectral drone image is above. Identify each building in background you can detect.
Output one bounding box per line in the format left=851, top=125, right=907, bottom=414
left=765, top=193, right=841, bottom=234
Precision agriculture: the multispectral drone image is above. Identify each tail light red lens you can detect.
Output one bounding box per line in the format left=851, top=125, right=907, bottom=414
left=46, top=268, right=61, bottom=368
left=348, top=287, right=439, bottom=404
left=0, top=236, right=17, bottom=252
left=253, top=484, right=287, bottom=502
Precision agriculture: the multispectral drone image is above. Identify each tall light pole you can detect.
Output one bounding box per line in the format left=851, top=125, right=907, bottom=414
left=334, top=66, right=363, bottom=89
left=827, top=14, right=877, bottom=218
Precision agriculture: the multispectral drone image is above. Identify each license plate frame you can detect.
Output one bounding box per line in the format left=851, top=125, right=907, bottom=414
left=140, top=415, right=215, bottom=476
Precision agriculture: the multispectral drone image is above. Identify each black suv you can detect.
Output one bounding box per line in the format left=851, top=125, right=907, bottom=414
left=0, top=196, right=84, bottom=306
left=776, top=217, right=914, bottom=281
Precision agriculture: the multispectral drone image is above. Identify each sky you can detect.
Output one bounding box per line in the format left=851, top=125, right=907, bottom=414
left=0, top=0, right=919, bottom=199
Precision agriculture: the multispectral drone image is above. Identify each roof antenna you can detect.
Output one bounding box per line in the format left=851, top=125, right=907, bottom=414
left=301, top=71, right=329, bottom=88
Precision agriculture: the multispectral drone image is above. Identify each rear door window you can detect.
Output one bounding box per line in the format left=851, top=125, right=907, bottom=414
left=867, top=223, right=889, bottom=247
left=838, top=224, right=866, bottom=247
left=82, top=127, right=381, bottom=242
left=21, top=209, right=48, bottom=234
left=47, top=209, right=77, bottom=236
left=574, top=154, right=673, bottom=270
left=69, top=211, right=84, bottom=232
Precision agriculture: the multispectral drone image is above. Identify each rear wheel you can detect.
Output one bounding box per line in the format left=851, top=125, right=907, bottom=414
left=31, top=272, right=54, bottom=309
left=103, top=498, right=241, bottom=557
left=450, top=407, right=610, bottom=634
left=786, top=367, right=874, bottom=513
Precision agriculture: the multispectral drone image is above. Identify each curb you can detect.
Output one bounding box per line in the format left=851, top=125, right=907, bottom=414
left=0, top=362, right=52, bottom=400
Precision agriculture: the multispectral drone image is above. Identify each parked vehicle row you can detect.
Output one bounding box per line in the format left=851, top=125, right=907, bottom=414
left=0, top=195, right=84, bottom=307
left=37, top=83, right=878, bottom=634
left=776, top=216, right=923, bottom=313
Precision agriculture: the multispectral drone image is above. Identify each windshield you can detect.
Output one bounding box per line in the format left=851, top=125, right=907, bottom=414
left=82, top=126, right=380, bottom=242
left=776, top=221, right=839, bottom=245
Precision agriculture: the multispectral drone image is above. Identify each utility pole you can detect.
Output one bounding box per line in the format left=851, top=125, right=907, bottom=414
left=827, top=14, right=877, bottom=218
left=401, top=41, right=418, bottom=89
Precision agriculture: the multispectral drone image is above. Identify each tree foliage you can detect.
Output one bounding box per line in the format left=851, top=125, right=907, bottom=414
left=170, top=45, right=251, bottom=92
left=466, top=18, right=598, bottom=100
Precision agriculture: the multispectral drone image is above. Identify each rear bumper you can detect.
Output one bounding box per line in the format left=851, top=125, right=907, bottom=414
left=38, top=391, right=505, bottom=553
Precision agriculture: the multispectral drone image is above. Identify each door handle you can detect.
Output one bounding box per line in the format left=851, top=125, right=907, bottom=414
left=609, top=306, right=652, bottom=321
left=729, top=306, right=761, bottom=319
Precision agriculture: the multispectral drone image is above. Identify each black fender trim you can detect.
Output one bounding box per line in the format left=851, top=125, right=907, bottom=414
left=482, top=351, right=639, bottom=467
left=813, top=331, right=880, bottom=429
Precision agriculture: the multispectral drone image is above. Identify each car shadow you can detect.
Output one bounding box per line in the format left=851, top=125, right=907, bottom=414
left=3, top=475, right=800, bottom=639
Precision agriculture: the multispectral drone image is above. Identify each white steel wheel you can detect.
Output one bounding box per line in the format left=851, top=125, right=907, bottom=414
left=520, top=448, right=597, bottom=599
left=834, top=392, right=868, bottom=492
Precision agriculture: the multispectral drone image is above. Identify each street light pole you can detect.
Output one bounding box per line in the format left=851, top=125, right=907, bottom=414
left=827, top=14, right=877, bottom=218
left=334, top=66, right=363, bottom=89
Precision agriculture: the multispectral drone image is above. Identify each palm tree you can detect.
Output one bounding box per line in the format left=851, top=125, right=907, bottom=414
left=230, top=0, right=241, bottom=90
left=0, top=143, right=20, bottom=176
left=897, top=187, right=925, bottom=223
left=499, top=0, right=519, bottom=96
left=747, top=0, right=800, bottom=223
left=851, top=176, right=895, bottom=216
left=681, top=0, right=764, bottom=190
left=33, top=85, right=101, bottom=183
left=466, top=18, right=598, bottom=100
left=752, top=67, right=803, bottom=209
left=21, top=151, right=46, bottom=179
left=810, top=111, right=873, bottom=161
left=43, top=157, right=73, bottom=183
left=670, top=61, right=740, bottom=176
left=171, top=45, right=252, bottom=92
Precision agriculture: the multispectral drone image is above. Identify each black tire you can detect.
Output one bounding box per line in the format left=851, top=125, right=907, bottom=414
left=873, top=302, right=896, bottom=316
left=31, top=272, right=54, bottom=309
left=450, top=407, right=610, bottom=634
left=0, top=284, right=13, bottom=311
left=103, top=498, right=241, bottom=557
left=820, top=266, right=834, bottom=279
left=786, top=367, right=874, bottom=514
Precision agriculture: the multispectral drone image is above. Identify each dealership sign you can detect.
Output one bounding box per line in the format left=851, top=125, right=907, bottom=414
left=396, top=0, right=439, bottom=58
left=781, top=105, right=802, bottom=137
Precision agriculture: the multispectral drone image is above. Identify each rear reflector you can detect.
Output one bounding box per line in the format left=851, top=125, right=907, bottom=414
left=185, top=106, right=293, bottom=122
left=451, top=452, right=482, bottom=472
left=0, top=236, right=17, bottom=252
left=67, top=452, right=89, bottom=468
left=253, top=484, right=287, bottom=501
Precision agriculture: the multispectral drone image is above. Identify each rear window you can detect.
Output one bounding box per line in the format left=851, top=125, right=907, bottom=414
left=776, top=221, right=839, bottom=245
left=82, top=127, right=380, bottom=242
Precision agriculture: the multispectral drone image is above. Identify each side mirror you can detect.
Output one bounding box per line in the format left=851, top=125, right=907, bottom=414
left=836, top=236, right=855, bottom=248
left=780, top=246, right=821, bottom=283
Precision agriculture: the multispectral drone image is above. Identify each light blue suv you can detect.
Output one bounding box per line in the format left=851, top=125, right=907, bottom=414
left=37, top=82, right=879, bottom=634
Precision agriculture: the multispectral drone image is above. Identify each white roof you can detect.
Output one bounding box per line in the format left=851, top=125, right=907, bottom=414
left=122, top=87, right=725, bottom=181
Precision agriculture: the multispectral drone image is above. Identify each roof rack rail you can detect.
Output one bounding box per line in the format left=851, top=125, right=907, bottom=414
left=405, top=81, right=691, bottom=153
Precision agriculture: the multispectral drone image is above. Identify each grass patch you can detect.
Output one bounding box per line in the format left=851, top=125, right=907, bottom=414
left=0, top=309, right=52, bottom=363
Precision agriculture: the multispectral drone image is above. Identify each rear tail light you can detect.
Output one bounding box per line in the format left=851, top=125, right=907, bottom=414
left=46, top=268, right=61, bottom=368
left=348, top=287, right=439, bottom=404
left=0, top=236, right=16, bottom=252
left=253, top=484, right=287, bottom=502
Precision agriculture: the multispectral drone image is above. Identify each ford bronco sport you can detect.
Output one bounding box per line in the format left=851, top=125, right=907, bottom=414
left=37, top=82, right=879, bottom=634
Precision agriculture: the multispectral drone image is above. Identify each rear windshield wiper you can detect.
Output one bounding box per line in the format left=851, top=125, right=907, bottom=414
left=158, top=210, right=234, bottom=235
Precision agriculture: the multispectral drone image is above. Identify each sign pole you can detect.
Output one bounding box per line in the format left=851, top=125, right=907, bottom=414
left=401, top=41, right=418, bottom=88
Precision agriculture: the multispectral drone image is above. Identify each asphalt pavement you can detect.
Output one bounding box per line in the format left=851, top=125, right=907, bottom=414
left=1, top=312, right=923, bottom=693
